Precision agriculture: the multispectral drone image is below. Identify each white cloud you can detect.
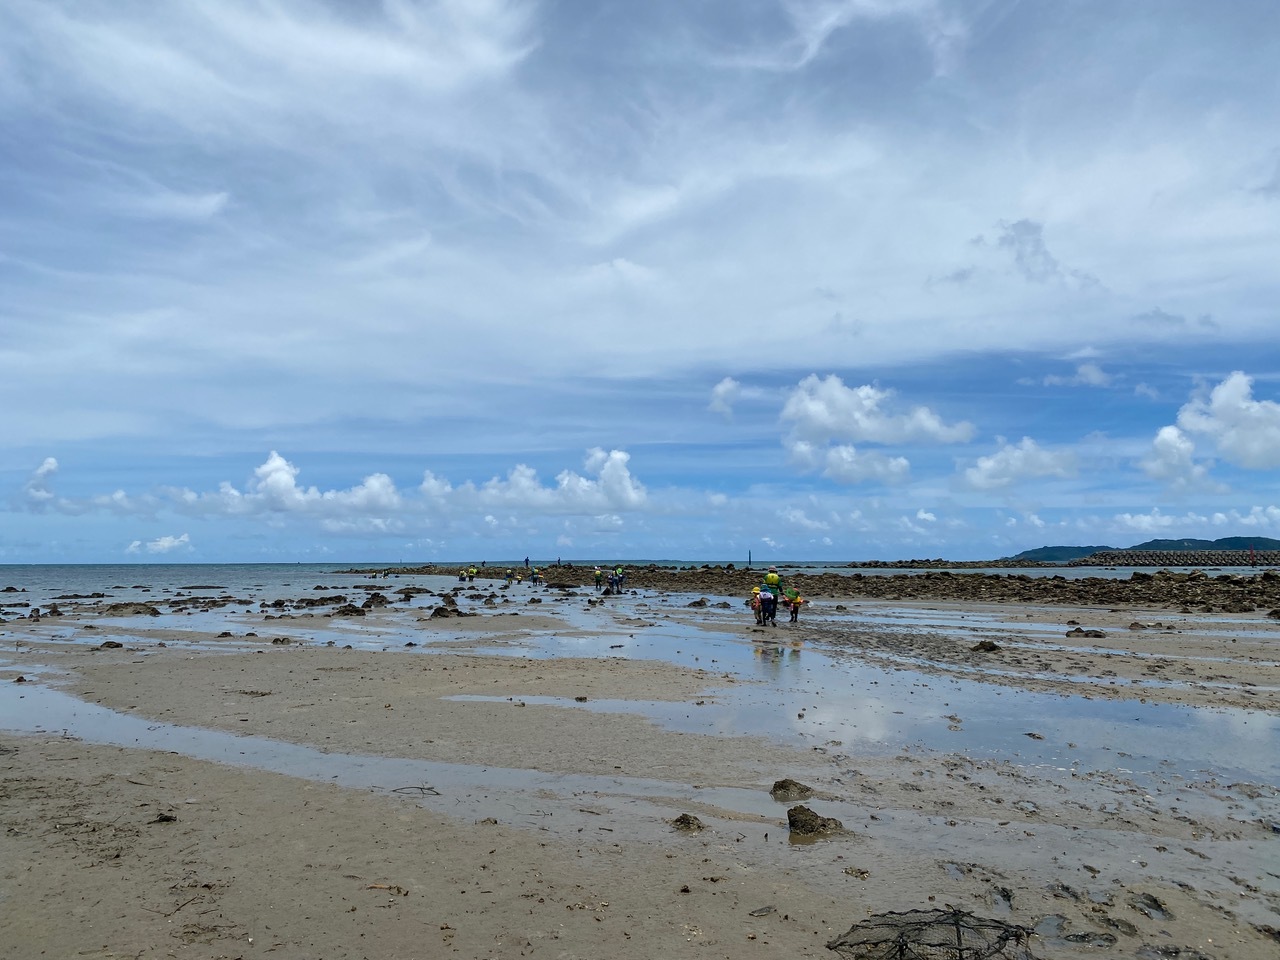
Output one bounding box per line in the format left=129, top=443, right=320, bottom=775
left=820, top=444, right=911, bottom=485
left=1176, top=371, right=1280, bottom=469
left=1139, top=425, right=1220, bottom=491
left=916, top=508, right=936, bottom=522
left=126, top=532, right=190, bottom=554
left=1043, top=362, right=1112, bottom=387
left=115, top=187, right=229, bottom=221
left=708, top=376, right=741, bottom=416
left=780, top=374, right=969, bottom=485
left=963, top=437, right=1076, bottom=490
left=22, top=457, right=59, bottom=507
left=1112, top=509, right=1208, bottom=534
left=779, top=507, right=830, bottom=531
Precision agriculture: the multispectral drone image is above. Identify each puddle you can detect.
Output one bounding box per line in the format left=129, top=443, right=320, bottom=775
left=0, top=680, right=783, bottom=842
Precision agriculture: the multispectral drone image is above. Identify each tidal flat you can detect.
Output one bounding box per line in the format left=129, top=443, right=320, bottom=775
left=2, top=567, right=1278, bottom=958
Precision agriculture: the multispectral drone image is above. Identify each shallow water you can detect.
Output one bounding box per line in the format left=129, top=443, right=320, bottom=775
left=8, top=585, right=1279, bottom=789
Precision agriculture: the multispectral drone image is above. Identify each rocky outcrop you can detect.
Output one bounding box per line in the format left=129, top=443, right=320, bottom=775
left=350, top=564, right=1280, bottom=609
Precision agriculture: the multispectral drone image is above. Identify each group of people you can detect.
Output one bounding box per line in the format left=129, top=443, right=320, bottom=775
left=748, top=566, right=804, bottom=626
left=592, top=565, right=626, bottom=593
left=501, top=567, right=544, bottom=586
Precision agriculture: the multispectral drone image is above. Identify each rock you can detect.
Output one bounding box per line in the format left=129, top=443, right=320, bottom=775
left=1066, top=626, right=1106, bottom=638
left=104, top=602, right=162, bottom=616
left=787, top=804, right=842, bottom=836
left=686, top=598, right=708, bottom=607
left=331, top=604, right=367, bottom=617
left=971, top=639, right=1001, bottom=652
left=98, top=640, right=124, bottom=649
left=770, top=778, right=815, bottom=802
left=670, top=813, right=704, bottom=832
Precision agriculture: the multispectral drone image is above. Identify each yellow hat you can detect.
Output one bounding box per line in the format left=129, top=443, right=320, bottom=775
left=752, top=586, right=761, bottom=593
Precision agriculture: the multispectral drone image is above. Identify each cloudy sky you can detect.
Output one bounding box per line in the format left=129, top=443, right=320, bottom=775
left=3, top=0, right=1279, bottom=564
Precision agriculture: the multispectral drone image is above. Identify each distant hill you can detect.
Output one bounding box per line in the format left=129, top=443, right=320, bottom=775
left=1009, top=537, right=1280, bottom=562
left=1128, top=537, right=1280, bottom=551
left=1008, top=545, right=1115, bottom=562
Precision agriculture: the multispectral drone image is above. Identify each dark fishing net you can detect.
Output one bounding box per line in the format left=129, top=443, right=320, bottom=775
left=827, top=909, right=1037, bottom=960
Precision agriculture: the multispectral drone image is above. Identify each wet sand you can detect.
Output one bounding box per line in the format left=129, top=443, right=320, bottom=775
left=2, top=577, right=1278, bottom=959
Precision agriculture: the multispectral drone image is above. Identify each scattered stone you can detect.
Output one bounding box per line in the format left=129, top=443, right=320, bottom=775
left=971, top=639, right=1001, bottom=652
left=1066, top=626, right=1107, bottom=638
left=770, top=778, right=815, bottom=802
left=787, top=804, right=843, bottom=836
left=670, top=813, right=704, bottom=832
left=98, top=640, right=124, bottom=649
left=104, top=602, right=162, bottom=616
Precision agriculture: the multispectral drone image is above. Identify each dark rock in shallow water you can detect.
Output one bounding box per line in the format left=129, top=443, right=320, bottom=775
left=787, top=804, right=842, bottom=836
left=971, top=639, right=1001, bottom=652
left=770, top=778, right=815, bottom=802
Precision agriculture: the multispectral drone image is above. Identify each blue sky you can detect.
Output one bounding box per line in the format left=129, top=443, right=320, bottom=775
left=3, top=0, right=1280, bottom=564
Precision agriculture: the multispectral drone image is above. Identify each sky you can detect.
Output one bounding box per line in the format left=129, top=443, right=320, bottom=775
left=3, top=0, right=1280, bottom=564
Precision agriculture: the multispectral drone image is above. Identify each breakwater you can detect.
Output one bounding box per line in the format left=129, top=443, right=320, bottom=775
left=1069, top=550, right=1280, bottom=568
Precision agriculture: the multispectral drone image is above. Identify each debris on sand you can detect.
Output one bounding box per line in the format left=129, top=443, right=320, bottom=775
left=827, top=908, right=1036, bottom=959
left=770, top=778, right=815, bottom=802
left=670, top=813, right=705, bottom=832
left=971, top=639, right=1002, bottom=652
left=787, top=804, right=842, bottom=836
left=1126, top=891, right=1173, bottom=920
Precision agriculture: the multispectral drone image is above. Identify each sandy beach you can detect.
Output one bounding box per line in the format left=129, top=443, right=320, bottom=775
left=2, top=569, right=1278, bottom=959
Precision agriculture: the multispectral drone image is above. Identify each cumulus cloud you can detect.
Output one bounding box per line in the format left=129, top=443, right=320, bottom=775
left=126, top=532, right=191, bottom=554
left=1175, top=371, right=1280, bottom=469
left=429, top=448, right=647, bottom=513
left=21, top=450, right=652, bottom=540
left=782, top=375, right=975, bottom=445
left=1139, top=425, right=1220, bottom=491
left=790, top=440, right=910, bottom=485
left=169, top=452, right=403, bottom=517
left=1111, top=509, right=1209, bottom=534
left=963, top=437, right=1076, bottom=490
left=780, top=375, right=969, bottom=486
